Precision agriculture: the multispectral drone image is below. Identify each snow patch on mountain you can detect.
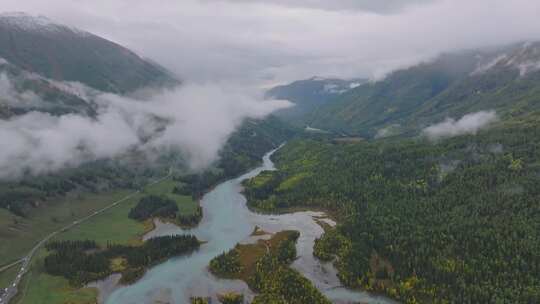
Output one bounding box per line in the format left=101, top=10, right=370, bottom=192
left=349, top=82, right=362, bottom=89
left=469, top=42, right=540, bottom=77
left=0, top=12, right=89, bottom=36
left=517, top=61, right=540, bottom=76
left=323, top=83, right=348, bottom=94
left=504, top=42, right=540, bottom=76
left=471, top=54, right=507, bottom=75
left=311, top=76, right=327, bottom=81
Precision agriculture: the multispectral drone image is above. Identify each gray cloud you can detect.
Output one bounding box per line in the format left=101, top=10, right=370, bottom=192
left=213, top=0, right=437, bottom=13
left=0, top=74, right=290, bottom=179
left=0, top=110, right=139, bottom=178
left=437, top=160, right=461, bottom=181
left=375, top=124, right=401, bottom=139
left=2, top=0, right=540, bottom=85
left=423, top=111, right=498, bottom=140
left=0, top=73, right=43, bottom=108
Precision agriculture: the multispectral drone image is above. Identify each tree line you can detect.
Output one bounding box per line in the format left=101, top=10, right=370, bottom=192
left=242, top=113, right=540, bottom=303
left=128, top=195, right=178, bottom=221
left=44, top=235, right=200, bottom=286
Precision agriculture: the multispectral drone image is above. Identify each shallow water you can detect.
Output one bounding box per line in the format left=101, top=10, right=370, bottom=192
left=87, top=274, right=122, bottom=304
left=105, top=148, right=397, bottom=304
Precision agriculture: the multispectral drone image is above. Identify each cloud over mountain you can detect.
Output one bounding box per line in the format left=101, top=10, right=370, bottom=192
left=0, top=74, right=290, bottom=179
left=3, top=0, right=539, bottom=84
left=216, top=0, right=436, bottom=13
left=423, top=111, right=498, bottom=140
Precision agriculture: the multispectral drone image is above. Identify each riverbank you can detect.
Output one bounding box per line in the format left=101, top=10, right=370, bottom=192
left=209, top=230, right=299, bottom=282
left=102, top=149, right=285, bottom=303
left=15, top=147, right=279, bottom=304
left=8, top=147, right=396, bottom=304
left=102, top=148, right=396, bottom=304
left=209, top=229, right=332, bottom=304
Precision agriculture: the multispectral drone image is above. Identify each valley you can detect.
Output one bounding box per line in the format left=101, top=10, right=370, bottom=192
left=99, top=148, right=394, bottom=304
left=0, top=6, right=539, bottom=304
left=0, top=118, right=295, bottom=303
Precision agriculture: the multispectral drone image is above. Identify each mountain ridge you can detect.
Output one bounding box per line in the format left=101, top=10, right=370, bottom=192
left=304, top=42, right=540, bottom=137
left=0, top=12, right=179, bottom=94
left=266, top=76, right=367, bottom=125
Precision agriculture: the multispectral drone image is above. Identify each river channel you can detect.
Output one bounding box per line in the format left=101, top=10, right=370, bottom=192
left=104, top=148, right=396, bottom=304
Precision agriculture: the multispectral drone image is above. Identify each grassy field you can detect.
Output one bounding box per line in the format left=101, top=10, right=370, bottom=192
left=1, top=174, right=199, bottom=304
left=0, top=190, right=134, bottom=267
left=8, top=188, right=147, bottom=304
left=0, top=177, right=198, bottom=266
left=143, top=179, right=199, bottom=216
left=0, top=264, right=19, bottom=292
left=57, top=192, right=146, bottom=246
left=0, top=188, right=142, bottom=304
left=11, top=248, right=98, bottom=304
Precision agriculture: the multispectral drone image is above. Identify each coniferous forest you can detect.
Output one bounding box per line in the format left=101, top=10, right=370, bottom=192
left=243, top=113, right=540, bottom=303
left=209, top=230, right=329, bottom=304
left=44, top=235, right=200, bottom=286
left=128, top=195, right=179, bottom=221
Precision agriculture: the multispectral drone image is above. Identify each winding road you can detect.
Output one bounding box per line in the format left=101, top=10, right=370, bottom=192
left=0, top=168, right=172, bottom=304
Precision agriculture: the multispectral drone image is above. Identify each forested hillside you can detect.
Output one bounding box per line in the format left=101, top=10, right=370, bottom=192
left=266, top=77, right=367, bottom=124
left=0, top=13, right=178, bottom=94
left=0, top=159, right=164, bottom=217
left=173, top=116, right=296, bottom=200
left=0, top=115, right=295, bottom=218
left=308, top=42, right=540, bottom=138
left=243, top=112, right=540, bottom=303
left=0, top=59, right=96, bottom=117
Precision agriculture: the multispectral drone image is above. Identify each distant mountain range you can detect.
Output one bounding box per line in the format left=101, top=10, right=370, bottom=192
left=0, top=12, right=179, bottom=118
left=266, top=77, right=367, bottom=125
left=271, top=42, right=540, bottom=137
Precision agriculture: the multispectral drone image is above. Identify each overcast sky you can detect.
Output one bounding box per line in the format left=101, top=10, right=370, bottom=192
left=2, top=0, right=540, bottom=86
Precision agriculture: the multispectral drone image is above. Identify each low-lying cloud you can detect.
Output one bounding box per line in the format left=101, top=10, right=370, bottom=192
left=375, top=124, right=401, bottom=139
left=0, top=76, right=291, bottom=179
left=0, top=73, right=43, bottom=108
left=423, top=110, right=498, bottom=140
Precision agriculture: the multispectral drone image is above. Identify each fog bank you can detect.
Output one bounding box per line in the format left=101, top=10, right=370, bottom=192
left=423, top=111, right=498, bottom=140
left=0, top=77, right=290, bottom=179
